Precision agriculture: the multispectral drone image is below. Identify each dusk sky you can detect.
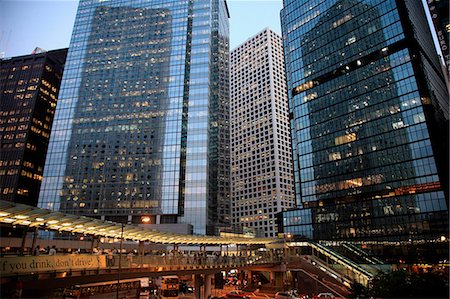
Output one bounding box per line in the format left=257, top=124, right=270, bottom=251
left=0, top=0, right=283, bottom=58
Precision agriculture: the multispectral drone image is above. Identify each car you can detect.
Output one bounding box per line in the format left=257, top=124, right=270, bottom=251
left=275, top=291, right=300, bottom=299
left=313, top=293, right=339, bottom=299
left=225, top=290, right=250, bottom=299
left=180, top=282, right=194, bottom=293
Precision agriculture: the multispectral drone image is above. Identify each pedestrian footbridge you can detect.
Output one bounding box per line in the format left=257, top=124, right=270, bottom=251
left=1, top=253, right=282, bottom=278
left=0, top=200, right=284, bottom=297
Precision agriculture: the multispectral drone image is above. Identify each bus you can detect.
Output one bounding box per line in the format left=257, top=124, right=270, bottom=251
left=63, top=278, right=141, bottom=298
left=161, top=275, right=179, bottom=299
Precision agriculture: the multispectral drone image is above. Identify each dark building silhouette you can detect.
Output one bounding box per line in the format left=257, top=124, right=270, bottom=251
left=426, top=0, right=449, bottom=74
left=280, top=0, right=448, bottom=261
left=0, top=49, right=67, bottom=207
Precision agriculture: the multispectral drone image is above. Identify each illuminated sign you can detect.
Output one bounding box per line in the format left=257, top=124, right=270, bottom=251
left=0, top=255, right=106, bottom=276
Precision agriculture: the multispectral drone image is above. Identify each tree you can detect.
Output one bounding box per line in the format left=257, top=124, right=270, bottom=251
left=349, top=270, right=449, bottom=298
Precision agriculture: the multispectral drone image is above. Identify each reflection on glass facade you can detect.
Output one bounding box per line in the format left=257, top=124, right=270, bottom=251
left=280, top=0, right=448, bottom=243
left=38, top=0, right=230, bottom=235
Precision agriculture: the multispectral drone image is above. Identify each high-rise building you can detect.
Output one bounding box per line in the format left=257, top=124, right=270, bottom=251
left=279, top=0, right=449, bottom=256
left=0, top=48, right=68, bottom=207
left=426, top=0, right=449, bottom=75
left=38, top=0, right=230, bottom=235
left=230, top=28, right=295, bottom=237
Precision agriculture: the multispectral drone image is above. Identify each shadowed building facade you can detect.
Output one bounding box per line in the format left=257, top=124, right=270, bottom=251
left=279, top=0, right=448, bottom=259
left=38, top=0, right=230, bottom=235
left=0, top=49, right=67, bottom=207
left=426, top=0, right=449, bottom=74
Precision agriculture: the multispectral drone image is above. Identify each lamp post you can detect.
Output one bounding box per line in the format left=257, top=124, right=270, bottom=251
left=139, top=216, right=151, bottom=267
left=116, top=223, right=124, bottom=299
left=141, top=216, right=151, bottom=224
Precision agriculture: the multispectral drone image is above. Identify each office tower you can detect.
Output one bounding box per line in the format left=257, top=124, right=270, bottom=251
left=0, top=48, right=67, bottom=207
left=38, top=0, right=230, bottom=235
left=230, top=28, right=295, bottom=237
left=426, top=0, right=449, bottom=74
left=280, top=0, right=449, bottom=254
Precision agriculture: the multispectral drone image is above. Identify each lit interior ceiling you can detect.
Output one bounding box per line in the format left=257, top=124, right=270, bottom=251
left=0, top=200, right=276, bottom=245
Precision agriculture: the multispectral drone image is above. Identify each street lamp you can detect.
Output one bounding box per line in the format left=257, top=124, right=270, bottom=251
left=116, top=223, right=124, bottom=299
left=141, top=216, right=151, bottom=223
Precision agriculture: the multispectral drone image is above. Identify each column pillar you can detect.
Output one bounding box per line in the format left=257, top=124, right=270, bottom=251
left=274, top=272, right=284, bottom=287
left=204, top=274, right=213, bottom=299
left=248, top=270, right=253, bottom=284
left=90, top=236, right=96, bottom=253
left=31, top=227, right=38, bottom=254
left=20, top=229, right=28, bottom=256
left=138, top=241, right=144, bottom=266
left=194, top=274, right=202, bottom=299
left=270, top=271, right=275, bottom=286
left=269, top=271, right=284, bottom=287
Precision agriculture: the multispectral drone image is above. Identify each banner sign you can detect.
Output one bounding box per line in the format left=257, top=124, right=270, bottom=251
left=0, top=255, right=107, bottom=276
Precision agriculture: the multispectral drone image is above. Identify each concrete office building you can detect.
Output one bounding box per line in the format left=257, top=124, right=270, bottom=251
left=230, top=28, right=295, bottom=237
left=38, top=0, right=230, bottom=235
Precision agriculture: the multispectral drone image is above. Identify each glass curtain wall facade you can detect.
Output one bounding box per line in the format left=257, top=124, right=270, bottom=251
left=280, top=0, right=449, bottom=246
left=0, top=49, right=67, bottom=207
left=38, top=0, right=230, bottom=235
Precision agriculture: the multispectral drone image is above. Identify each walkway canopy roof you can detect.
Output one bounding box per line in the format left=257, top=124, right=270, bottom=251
left=0, top=200, right=276, bottom=246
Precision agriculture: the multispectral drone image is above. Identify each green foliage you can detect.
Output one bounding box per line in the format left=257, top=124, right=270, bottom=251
left=349, top=270, right=449, bottom=298
left=348, top=281, right=367, bottom=298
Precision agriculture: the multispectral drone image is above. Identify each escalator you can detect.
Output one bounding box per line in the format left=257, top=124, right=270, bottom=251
left=286, top=241, right=392, bottom=288
left=307, top=241, right=375, bottom=286
left=323, top=242, right=392, bottom=276
left=324, top=242, right=384, bottom=265
left=341, top=243, right=384, bottom=265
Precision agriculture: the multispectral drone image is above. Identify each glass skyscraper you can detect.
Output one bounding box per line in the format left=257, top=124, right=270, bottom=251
left=38, top=0, right=230, bottom=235
left=280, top=0, right=448, bottom=251
left=0, top=49, right=67, bottom=207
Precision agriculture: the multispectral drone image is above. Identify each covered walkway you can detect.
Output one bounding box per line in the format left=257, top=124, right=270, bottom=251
left=0, top=200, right=275, bottom=245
